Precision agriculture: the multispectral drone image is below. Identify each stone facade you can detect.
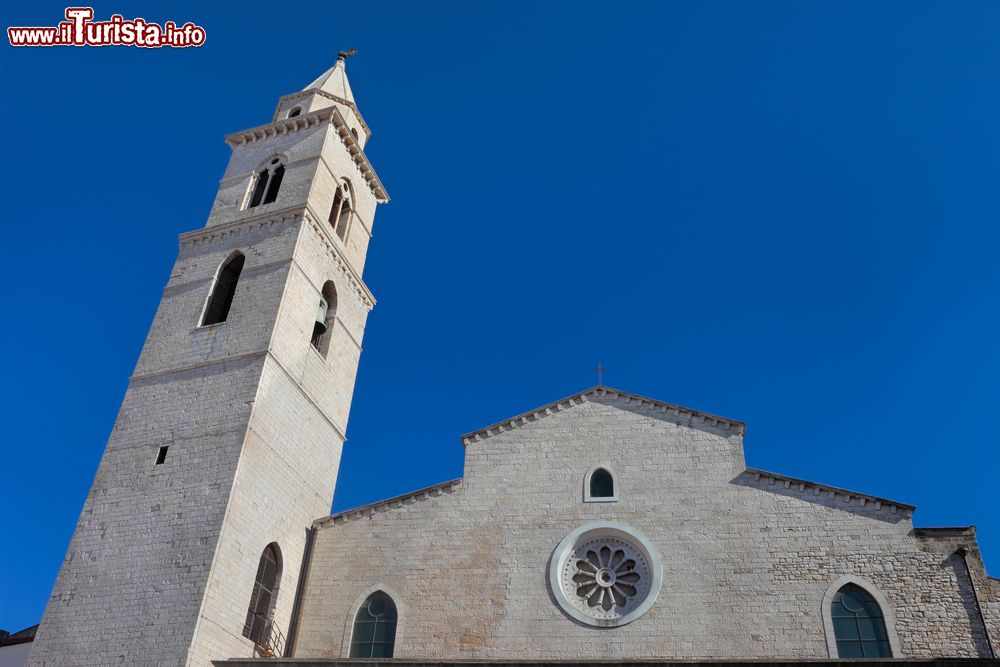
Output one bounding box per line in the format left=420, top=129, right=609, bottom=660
left=28, top=59, right=387, bottom=667
left=25, top=59, right=1000, bottom=667
left=291, top=388, right=999, bottom=661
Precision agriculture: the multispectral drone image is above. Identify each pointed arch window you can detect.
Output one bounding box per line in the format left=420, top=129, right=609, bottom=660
left=201, top=252, right=245, bottom=326
left=350, top=591, right=397, bottom=658
left=831, top=584, right=892, bottom=658
left=287, top=106, right=302, bottom=119
left=311, top=281, right=338, bottom=356
left=328, top=179, right=353, bottom=242
left=248, top=157, right=285, bottom=208
left=584, top=465, right=618, bottom=502
left=242, top=543, right=281, bottom=644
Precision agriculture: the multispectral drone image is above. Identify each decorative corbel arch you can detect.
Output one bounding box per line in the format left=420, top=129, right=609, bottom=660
left=339, top=583, right=406, bottom=658
left=821, top=574, right=903, bottom=658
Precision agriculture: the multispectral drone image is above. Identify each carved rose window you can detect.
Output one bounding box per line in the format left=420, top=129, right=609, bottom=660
left=572, top=545, right=642, bottom=610
left=550, top=522, right=662, bottom=627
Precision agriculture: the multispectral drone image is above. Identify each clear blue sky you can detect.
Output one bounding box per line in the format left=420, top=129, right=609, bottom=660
left=2, top=0, right=999, bottom=634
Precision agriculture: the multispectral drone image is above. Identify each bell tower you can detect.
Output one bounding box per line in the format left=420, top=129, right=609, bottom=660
left=29, top=56, right=387, bottom=666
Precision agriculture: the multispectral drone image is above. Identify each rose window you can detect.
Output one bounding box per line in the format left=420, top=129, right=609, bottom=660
left=572, top=544, right=642, bottom=611
left=549, top=521, right=662, bottom=627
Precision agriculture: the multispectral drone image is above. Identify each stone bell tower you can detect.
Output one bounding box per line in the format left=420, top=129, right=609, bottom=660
left=29, top=55, right=387, bottom=666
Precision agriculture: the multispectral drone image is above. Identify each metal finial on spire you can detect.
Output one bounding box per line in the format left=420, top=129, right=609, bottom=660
left=337, top=48, right=358, bottom=63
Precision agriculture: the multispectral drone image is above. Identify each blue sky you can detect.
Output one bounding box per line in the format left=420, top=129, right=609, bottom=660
left=2, top=0, right=999, bottom=633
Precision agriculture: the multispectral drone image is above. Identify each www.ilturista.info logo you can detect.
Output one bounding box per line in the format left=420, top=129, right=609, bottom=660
left=8, top=7, right=206, bottom=48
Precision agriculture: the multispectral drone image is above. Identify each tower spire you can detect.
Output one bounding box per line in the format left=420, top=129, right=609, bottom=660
left=303, top=50, right=357, bottom=103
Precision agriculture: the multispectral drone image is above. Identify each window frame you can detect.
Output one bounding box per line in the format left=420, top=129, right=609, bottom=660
left=310, top=280, right=338, bottom=358
left=343, top=587, right=402, bottom=659
left=328, top=178, right=354, bottom=243
left=822, top=575, right=901, bottom=658
left=199, top=251, right=245, bottom=327
left=583, top=464, right=619, bottom=503
left=242, top=543, right=282, bottom=645
left=245, top=156, right=287, bottom=210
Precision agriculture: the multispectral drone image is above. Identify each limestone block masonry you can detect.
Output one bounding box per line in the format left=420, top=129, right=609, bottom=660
left=24, top=58, right=1000, bottom=667
left=28, top=58, right=387, bottom=667
left=292, top=388, right=999, bottom=661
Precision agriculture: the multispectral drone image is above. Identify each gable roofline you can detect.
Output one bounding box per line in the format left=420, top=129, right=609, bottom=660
left=746, top=467, right=916, bottom=513
left=312, top=478, right=462, bottom=529
left=460, top=385, right=747, bottom=446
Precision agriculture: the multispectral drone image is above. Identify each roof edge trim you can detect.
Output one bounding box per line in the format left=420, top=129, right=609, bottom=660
left=461, top=385, right=746, bottom=446
left=313, top=478, right=463, bottom=529
left=746, top=467, right=917, bottom=513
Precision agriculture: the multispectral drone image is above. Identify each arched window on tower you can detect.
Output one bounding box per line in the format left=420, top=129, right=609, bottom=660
left=310, top=281, right=338, bottom=356
left=248, top=157, right=285, bottom=208
left=201, top=252, right=245, bottom=326
left=584, top=465, right=617, bottom=502
left=350, top=591, right=397, bottom=658
left=830, top=584, right=892, bottom=658
left=287, top=106, right=302, bottom=118
left=242, top=543, right=281, bottom=644
left=328, top=179, right=353, bottom=242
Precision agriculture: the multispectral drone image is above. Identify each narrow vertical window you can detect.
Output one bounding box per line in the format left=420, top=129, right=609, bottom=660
left=243, top=544, right=281, bottom=644
left=350, top=591, right=397, bottom=658
left=831, top=584, right=892, bottom=658
left=263, top=164, right=284, bottom=204
left=249, top=171, right=269, bottom=208
left=248, top=158, right=284, bottom=209
left=201, top=252, right=245, bottom=326
left=155, top=446, right=168, bottom=465
left=328, top=180, right=353, bottom=242
left=310, top=281, right=338, bottom=356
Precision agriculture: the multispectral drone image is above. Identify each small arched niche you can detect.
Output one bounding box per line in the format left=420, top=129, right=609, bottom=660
left=584, top=464, right=618, bottom=503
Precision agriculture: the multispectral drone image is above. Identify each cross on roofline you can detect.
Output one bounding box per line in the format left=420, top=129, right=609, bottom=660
left=591, top=362, right=608, bottom=385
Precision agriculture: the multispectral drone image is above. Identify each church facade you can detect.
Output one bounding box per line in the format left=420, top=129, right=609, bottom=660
left=27, top=61, right=1000, bottom=666
left=289, top=386, right=1000, bottom=662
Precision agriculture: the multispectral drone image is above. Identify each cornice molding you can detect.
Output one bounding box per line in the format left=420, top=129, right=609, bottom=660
left=273, top=88, right=372, bottom=139
left=745, top=467, right=916, bottom=515
left=301, top=207, right=375, bottom=310
left=225, top=106, right=388, bottom=203
left=178, top=209, right=301, bottom=249
left=312, top=478, right=463, bottom=529
left=461, top=385, right=747, bottom=446
left=175, top=209, right=376, bottom=311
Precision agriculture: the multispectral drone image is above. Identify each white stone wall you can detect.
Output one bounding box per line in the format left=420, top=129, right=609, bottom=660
left=28, top=355, right=265, bottom=666
left=294, top=393, right=998, bottom=660
left=31, top=80, right=381, bottom=666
